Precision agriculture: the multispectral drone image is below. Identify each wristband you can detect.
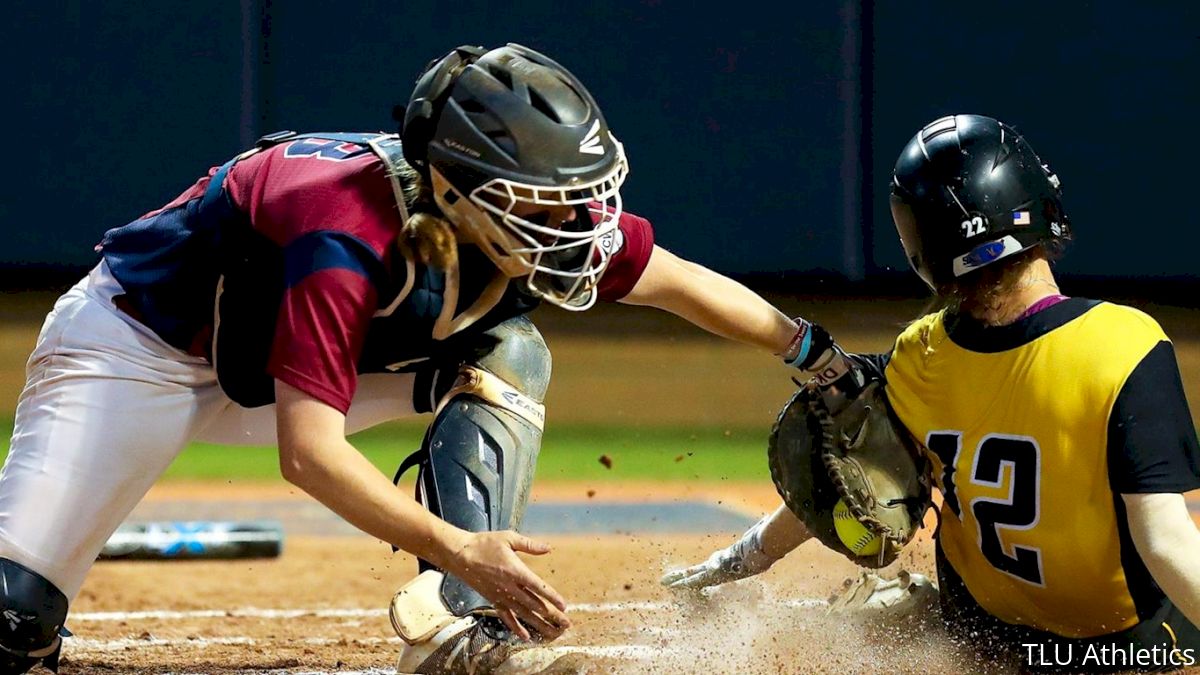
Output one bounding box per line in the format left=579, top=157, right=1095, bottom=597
left=781, top=320, right=814, bottom=366
left=782, top=320, right=835, bottom=372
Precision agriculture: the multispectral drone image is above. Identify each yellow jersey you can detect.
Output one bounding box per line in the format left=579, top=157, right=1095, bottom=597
left=884, top=298, right=1200, bottom=638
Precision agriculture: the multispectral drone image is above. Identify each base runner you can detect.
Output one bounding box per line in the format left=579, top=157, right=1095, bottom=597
left=665, top=115, right=1200, bottom=673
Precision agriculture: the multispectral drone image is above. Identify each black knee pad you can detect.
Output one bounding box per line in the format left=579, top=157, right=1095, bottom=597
left=413, top=316, right=551, bottom=415
left=0, top=559, right=68, bottom=674
left=469, top=316, right=551, bottom=402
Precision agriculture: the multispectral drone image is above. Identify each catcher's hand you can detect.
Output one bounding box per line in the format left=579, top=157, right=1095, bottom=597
left=660, top=516, right=775, bottom=591
left=768, top=371, right=931, bottom=568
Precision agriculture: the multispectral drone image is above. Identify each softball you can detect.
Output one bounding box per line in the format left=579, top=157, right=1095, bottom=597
left=833, top=499, right=881, bottom=557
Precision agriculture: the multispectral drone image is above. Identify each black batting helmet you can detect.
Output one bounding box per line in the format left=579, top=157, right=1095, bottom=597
left=398, top=43, right=628, bottom=311
left=889, top=114, right=1070, bottom=288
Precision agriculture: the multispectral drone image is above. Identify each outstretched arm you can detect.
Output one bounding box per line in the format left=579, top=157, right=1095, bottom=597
left=761, top=503, right=814, bottom=558
left=619, top=245, right=798, bottom=355
left=620, top=245, right=855, bottom=384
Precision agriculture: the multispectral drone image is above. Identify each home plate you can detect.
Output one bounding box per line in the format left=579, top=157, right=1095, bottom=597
left=500, top=644, right=670, bottom=673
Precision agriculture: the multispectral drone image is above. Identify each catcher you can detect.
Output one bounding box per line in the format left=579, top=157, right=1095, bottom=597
left=664, top=115, right=1200, bottom=671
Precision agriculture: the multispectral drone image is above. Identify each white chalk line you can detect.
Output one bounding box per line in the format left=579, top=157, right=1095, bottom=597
left=512, top=644, right=666, bottom=660
left=72, top=633, right=674, bottom=670
left=165, top=657, right=672, bottom=675
left=139, top=669, right=397, bottom=675
left=71, top=635, right=258, bottom=651
left=281, top=671, right=393, bottom=675
left=71, top=597, right=827, bottom=623
left=72, top=607, right=385, bottom=622
left=74, top=633, right=668, bottom=660
left=67, top=597, right=830, bottom=665
left=71, top=635, right=400, bottom=653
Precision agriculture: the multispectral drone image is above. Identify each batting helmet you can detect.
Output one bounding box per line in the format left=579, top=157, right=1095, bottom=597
left=399, top=43, right=628, bottom=311
left=889, top=114, right=1070, bottom=288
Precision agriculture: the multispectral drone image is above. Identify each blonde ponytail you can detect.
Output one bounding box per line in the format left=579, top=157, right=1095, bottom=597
left=398, top=211, right=459, bottom=270
left=390, top=161, right=459, bottom=270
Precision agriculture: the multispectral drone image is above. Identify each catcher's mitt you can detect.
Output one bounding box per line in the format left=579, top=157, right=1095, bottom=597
left=768, top=380, right=931, bottom=568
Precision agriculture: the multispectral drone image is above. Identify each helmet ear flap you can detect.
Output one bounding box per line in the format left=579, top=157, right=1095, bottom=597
left=400, top=45, right=487, bottom=175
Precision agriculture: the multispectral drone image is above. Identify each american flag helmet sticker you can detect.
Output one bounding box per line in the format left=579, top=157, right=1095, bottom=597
left=1013, top=211, right=1031, bottom=225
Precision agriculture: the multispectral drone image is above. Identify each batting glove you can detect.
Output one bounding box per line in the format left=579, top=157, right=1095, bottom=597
left=660, top=515, right=777, bottom=590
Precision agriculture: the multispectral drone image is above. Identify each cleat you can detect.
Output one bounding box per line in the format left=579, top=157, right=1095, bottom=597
left=396, top=615, right=513, bottom=675
left=827, top=569, right=939, bottom=618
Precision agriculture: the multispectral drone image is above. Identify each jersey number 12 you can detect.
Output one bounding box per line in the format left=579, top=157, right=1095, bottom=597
left=927, top=432, right=1044, bottom=586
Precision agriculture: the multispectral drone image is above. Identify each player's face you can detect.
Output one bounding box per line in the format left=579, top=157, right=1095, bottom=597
left=501, top=192, right=578, bottom=227
left=482, top=188, right=579, bottom=245
left=461, top=174, right=619, bottom=310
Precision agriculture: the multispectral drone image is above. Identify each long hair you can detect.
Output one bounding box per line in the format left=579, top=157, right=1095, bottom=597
left=921, top=241, right=1066, bottom=321
left=390, top=161, right=459, bottom=270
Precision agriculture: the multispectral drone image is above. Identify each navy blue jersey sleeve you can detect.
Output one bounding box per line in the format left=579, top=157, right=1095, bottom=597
left=1108, top=341, right=1200, bottom=494
left=851, top=351, right=892, bottom=382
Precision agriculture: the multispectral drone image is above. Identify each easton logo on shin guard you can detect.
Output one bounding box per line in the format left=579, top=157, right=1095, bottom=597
left=500, top=390, right=545, bottom=427
left=436, top=367, right=546, bottom=430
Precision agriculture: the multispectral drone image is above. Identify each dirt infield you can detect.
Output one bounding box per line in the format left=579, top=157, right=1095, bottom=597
left=64, top=482, right=1200, bottom=674
left=68, top=481, right=932, bottom=674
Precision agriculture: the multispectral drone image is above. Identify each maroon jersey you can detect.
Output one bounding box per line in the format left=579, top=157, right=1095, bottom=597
left=100, top=134, right=654, bottom=412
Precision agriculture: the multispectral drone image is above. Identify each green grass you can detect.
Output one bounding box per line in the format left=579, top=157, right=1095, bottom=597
left=0, top=418, right=772, bottom=483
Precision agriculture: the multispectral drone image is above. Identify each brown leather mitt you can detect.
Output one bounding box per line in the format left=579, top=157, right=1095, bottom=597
left=768, top=380, right=931, bottom=568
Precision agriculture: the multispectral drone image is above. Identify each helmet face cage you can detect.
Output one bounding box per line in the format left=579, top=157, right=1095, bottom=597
left=432, top=139, right=629, bottom=310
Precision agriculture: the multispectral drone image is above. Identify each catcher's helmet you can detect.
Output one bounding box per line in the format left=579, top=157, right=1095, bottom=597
left=889, top=114, right=1070, bottom=288
left=399, top=44, right=628, bottom=311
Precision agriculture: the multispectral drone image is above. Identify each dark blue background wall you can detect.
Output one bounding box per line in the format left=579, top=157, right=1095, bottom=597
left=869, top=1, right=1199, bottom=279
left=5, top=1, right=1196, bottom=282
left=9, top=2, right=243, bottom=269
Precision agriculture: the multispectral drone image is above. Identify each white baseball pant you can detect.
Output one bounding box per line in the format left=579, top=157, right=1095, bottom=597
left=0, top=261, right=419, bottom=599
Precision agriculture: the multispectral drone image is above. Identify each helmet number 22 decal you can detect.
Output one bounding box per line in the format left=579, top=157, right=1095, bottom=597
left=961, top=216, right=987, bottom=237
left=927, top=431, right=1045, bottom=587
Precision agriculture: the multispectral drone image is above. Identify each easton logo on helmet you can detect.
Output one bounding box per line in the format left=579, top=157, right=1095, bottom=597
left=579, top=120, right=604, bottom=155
